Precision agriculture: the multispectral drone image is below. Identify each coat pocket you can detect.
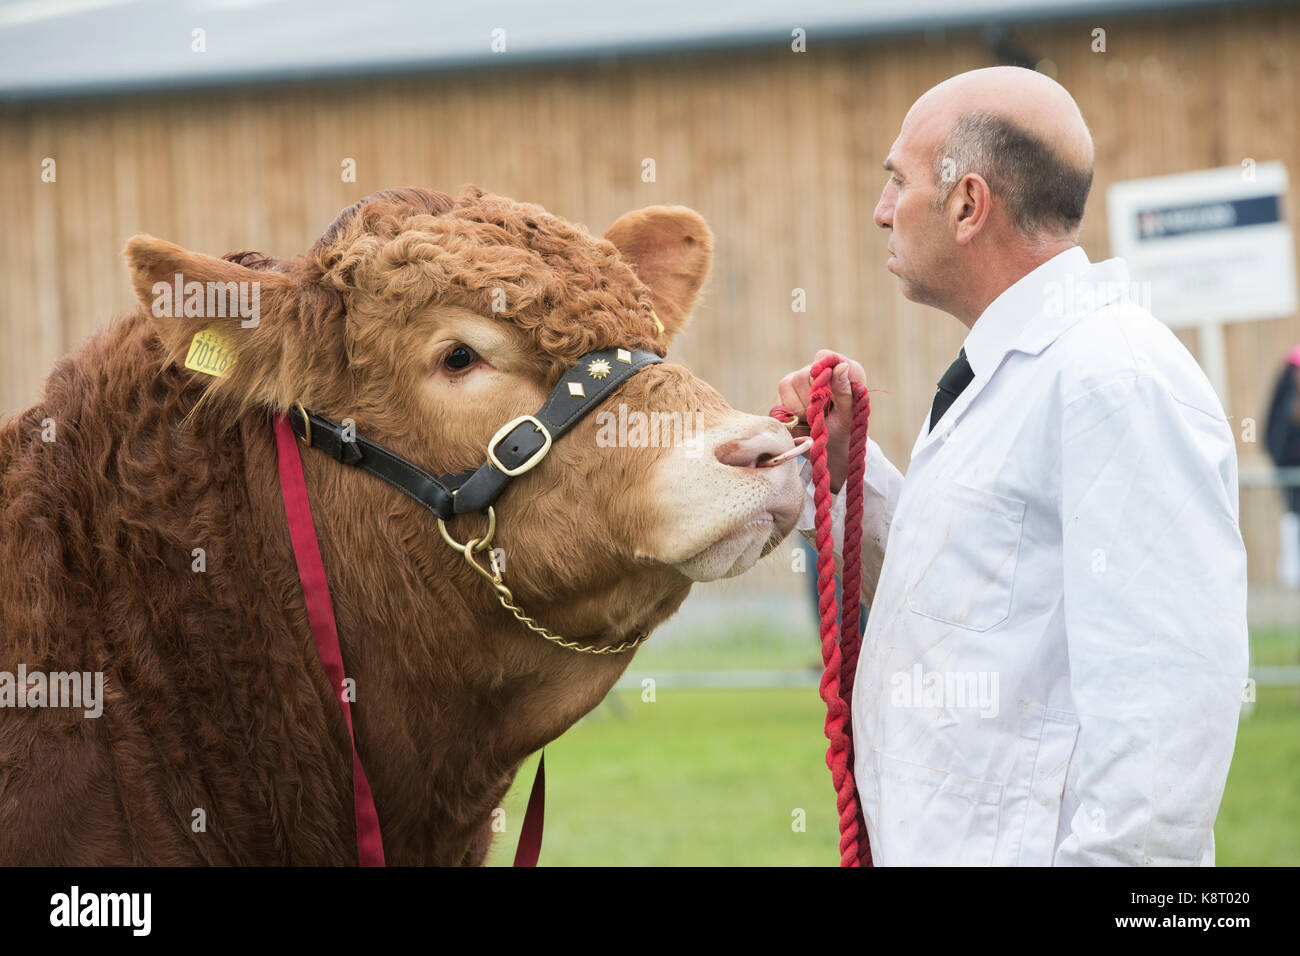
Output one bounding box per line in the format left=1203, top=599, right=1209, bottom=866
left=871, top=748, right=1003, bottom=866
left=905, top=480, right=1026, bottom=631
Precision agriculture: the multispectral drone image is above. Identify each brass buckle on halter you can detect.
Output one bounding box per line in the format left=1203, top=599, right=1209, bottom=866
left=486, top=415, right=552, bottom=477
left=293, top=402, right=312, bottom=446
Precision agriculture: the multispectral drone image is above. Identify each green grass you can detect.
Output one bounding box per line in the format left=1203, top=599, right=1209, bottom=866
left=626, top=618, right=824, bottom=673
left=1250, top=627, right=1300, bottom=667
left=1216, top=685, right=1300, bottom=866
left=487, top=682, right=1300, bottom=867
left=487, top=687, right=838, bottom=866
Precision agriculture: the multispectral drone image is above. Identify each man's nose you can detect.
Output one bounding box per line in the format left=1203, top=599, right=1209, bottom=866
left=873, top=187, right=892, bottom=229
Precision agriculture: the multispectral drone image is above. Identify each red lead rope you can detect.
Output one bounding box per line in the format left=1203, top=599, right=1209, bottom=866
left=770, top=354, right=873, bottom=867
left=274, top=413, right=544, bottom=867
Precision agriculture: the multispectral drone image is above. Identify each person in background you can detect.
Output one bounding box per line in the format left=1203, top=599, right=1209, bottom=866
left=1265, top=344, right=1300, bottom=587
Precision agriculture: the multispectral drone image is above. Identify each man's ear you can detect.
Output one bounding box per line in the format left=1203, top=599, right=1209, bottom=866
left=123, top=235, right=303, bottom=408
left=603, top=206, right=712, bottom=344
left=952, top=173, right=993, bottom=245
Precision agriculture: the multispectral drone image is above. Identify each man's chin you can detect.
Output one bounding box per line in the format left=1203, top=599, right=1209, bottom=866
left=893, top=274, right=934, bottom=308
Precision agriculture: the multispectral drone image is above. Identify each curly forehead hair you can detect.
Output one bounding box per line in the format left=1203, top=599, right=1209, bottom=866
left=310, top=186, right=668, bottom=375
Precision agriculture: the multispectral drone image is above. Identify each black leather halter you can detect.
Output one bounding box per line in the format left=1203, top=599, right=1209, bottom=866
left=288, top=345, right=663, bottom=520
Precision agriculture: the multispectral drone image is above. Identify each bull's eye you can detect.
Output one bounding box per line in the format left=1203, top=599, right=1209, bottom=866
left=444, top=344, right=478, bottom=372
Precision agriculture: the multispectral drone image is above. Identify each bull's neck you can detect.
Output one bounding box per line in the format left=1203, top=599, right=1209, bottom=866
left=240, top=410, right=629, bottom=864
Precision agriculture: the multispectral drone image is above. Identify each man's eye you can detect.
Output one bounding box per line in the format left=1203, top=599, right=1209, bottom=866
left=891, top=174, right=902, bottom=186
left=445, top=345, right=478, bottom=371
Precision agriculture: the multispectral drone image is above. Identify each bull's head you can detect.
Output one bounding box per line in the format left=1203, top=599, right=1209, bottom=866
left=124, top=186, right=803, bottom=657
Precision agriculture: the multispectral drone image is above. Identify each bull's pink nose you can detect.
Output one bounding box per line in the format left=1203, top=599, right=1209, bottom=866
left=714, top=427, right=793, bottom=469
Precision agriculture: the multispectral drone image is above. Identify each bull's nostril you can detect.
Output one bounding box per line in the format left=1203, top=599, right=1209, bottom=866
left=713, top=440, right=749, bottom=467
left=714, top=428, right=794, bottom=469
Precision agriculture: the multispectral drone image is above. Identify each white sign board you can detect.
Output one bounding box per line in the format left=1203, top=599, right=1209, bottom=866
left=1106, top=162, right=1297, bottom=328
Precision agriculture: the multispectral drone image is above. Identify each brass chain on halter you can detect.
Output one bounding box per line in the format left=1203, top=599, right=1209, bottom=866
left=437, top=508, right=648, bottom=656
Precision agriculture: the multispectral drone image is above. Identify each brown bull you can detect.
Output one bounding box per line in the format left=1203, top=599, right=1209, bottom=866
left=0, top=186, right=802, bottom=865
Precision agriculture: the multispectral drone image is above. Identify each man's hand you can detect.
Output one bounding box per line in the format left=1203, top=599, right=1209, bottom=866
left=776, top=350, right=867, bottom=494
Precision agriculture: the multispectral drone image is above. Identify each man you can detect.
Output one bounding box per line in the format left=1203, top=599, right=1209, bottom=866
left=776, top=66, right=1248, bottom=866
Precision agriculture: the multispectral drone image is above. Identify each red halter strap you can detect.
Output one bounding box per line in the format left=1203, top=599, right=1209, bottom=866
left=275, top=414, right=386, bottom=866
left=274, top=413, right=544, bottom=866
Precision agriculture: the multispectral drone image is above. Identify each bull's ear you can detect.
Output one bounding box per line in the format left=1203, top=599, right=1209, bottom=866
left=123, top=235, right=300, bottom=407
left=603, top=206, right=712, bottom=344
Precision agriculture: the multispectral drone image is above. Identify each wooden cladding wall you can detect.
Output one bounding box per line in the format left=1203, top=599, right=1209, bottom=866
left=2, top=7, right=1298, bottom=583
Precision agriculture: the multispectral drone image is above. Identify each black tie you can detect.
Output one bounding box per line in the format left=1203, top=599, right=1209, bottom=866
left=929, top=347, right=975, bottom=433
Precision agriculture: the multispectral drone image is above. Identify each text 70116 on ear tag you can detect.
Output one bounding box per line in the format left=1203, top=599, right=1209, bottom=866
left=184, top=328, right=235, bottom=377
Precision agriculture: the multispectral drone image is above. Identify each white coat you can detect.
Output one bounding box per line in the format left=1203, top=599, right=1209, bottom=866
left=796, top=246, right=1249, bottom=866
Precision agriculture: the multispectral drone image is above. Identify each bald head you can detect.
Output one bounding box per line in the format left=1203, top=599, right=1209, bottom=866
left=908, top=67, right=1094, bottom=170
left=904, top=67, right=1095, bottom=238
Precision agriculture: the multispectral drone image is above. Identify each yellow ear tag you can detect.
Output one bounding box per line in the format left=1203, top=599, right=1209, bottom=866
left=650, top=309, right=664, bottom=334
left=184, top=328, right=236, bottom=378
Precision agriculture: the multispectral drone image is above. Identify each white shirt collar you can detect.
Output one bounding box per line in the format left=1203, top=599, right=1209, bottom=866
left=962, top=245, right=1093, bottom=377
